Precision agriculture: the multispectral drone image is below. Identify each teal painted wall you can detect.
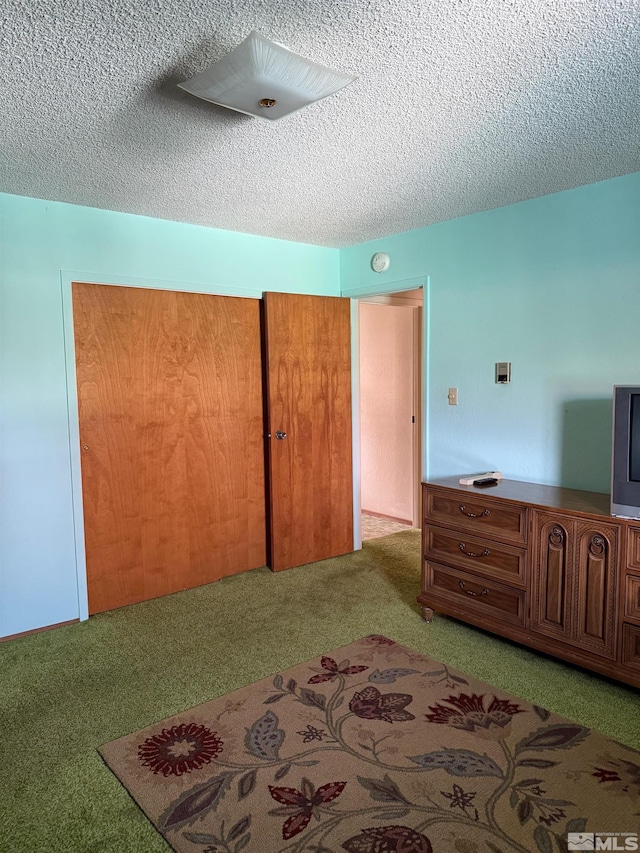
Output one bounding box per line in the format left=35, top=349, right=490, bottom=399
left=4, top=173, right=640, bottom=637
left=0, top=193, right=339, bottom=637
left=341, top=172, right=640, bottom=492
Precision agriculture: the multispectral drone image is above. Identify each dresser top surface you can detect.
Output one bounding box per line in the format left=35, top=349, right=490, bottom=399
left=425, top=477, right=613, bottom=518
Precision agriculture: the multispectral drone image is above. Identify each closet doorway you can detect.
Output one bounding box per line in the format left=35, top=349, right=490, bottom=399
left=358, top=289, right=422, bottom=537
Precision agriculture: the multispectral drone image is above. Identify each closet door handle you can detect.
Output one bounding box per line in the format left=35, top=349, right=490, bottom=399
left=459, top=581, right=489, bottom=597
left=459, top=543, right=490, bottom=558
left=275, top=430, right=287, bottom=440
left=459, top=505, right=490, bottom=518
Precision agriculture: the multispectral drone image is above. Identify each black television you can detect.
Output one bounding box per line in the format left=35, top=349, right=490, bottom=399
left=611, top=385, right=640, bottom=518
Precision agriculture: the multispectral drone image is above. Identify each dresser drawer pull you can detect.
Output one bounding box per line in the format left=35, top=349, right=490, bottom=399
left=459, top=505, right=491, bottom=518
left=459, top=543, right=490, bottom=558
left=459, top=581, right=489, bottom=597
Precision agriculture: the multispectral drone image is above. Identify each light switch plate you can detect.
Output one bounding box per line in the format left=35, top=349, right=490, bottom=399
left=495, top=362, right=511, bottom=384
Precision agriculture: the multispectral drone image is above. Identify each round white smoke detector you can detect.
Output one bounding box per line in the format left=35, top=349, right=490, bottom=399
left=371, top=252, right=390, bottom=273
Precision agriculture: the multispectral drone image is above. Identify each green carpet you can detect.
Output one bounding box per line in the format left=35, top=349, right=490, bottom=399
left=1, top=530, right=638, bottom=852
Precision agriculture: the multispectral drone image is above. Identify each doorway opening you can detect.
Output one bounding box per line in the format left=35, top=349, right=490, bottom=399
left=358, top=288, right=423, bottom=541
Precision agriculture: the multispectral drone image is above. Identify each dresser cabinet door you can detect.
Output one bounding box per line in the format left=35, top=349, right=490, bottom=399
left=532, top=513, right=619, bottom=659
left=531, top=514, right=573, bottom=641
left=573, top=521, right=619, bottom=659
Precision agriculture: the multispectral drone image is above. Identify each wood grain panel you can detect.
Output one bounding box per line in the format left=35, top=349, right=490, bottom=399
left=73, top=283, right=266, bottom=614
left=584, top=561, right=606, bottom=639
left=531, top=515, right=571, bottom=639
left=543, top=526, right=567, bottom=627
left=625, top=575, right=640, bottom=621
left=263, top=292, right=353, bottom=571
left=625, top=526, right=640, bottom=572
left=573, top=522, right=618, bottom=658
left=622, top=623, right=640, bottom=671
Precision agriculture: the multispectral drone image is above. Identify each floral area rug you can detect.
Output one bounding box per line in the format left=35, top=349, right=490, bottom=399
left=99, top=636, right=640, bottom=853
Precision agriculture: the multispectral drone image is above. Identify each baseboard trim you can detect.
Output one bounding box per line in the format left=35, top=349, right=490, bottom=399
left=361, top=510, right=413, bottom=526
left=0, top=618, right=80, bottom=642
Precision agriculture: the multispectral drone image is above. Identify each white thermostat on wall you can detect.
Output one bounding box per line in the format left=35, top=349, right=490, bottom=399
left=371, top=252, right=390, bottom=273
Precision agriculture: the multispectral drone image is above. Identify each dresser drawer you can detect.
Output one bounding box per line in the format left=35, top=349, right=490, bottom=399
left=626, top=526, right=640, bottom=572
left=423, top=561, right=527, bottom=626
left=625, top=575, right=640, bottom=622
left=621, top=624, right=640, bottom=673
left=425, top=488, right=527, bottom=545
left=424, top=524, right=527, bottom=587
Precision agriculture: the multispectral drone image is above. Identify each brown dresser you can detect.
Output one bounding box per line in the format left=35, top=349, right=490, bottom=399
left=419, top=477, right=640, bottom=689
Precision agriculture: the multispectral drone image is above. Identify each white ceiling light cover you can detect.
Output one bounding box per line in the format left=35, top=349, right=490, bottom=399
left=178, top=30, right=357, bottom=120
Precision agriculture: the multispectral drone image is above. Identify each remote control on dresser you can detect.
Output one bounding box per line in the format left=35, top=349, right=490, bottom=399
left=473, top=477, right=499, bottom=487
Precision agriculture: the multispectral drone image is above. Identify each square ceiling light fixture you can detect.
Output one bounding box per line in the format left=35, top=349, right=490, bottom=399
left=178, top=31, right=356, bottom=120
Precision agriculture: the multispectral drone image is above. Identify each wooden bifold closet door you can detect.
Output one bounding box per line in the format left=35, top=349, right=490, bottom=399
left=73, top=283, right=266, bottom=614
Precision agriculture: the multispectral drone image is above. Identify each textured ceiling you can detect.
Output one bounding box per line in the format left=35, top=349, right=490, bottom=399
left=1, top=0, right=639, bottom=248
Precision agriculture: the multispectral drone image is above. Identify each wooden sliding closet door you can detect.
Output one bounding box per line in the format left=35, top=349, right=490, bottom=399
left=263, top=292, right=353, bottom=571
left=72, top=283, right=266, bottom=614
